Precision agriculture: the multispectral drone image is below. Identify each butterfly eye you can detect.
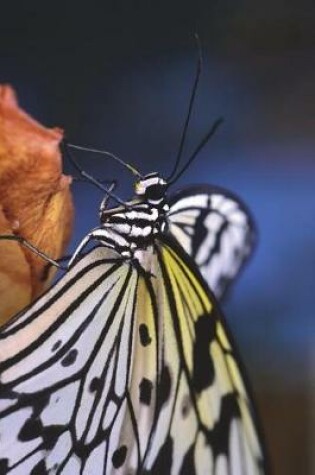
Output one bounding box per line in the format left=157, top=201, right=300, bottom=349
left=145, top=184, right=166, bottom=201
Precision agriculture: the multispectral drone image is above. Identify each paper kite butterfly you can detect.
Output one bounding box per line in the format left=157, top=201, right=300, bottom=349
left=0, top=58, right=268, bottom=474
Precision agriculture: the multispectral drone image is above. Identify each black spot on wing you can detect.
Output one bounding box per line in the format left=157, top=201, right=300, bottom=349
left=89, top=377, right=101, bottom=393
left=30, top=459, right=47, bottom=474
left=18, top=406, right=63, bottom=450
left=180, top=444, right=196, bottom=475
left=112, top=445, right=127, bottom=468
left=156, top=365, right=171, bottom=410
left=61, top=349, right=78, bottom=367
left=191, top=208, right=209, bottom=259
left=181, top=394, right=192, bottom=419
left=206, top=393, right=241, bottom=457
left=19, top=418, right=43, bottom=441
left=75, top=441, right=89, bottom=459
left=139, top=378, right=153, bottom=405
left=42, top=425, right=64, bottom=450
left=147, top=435, right=173, bottom=474
left=139, top=323, right=152, bottom=346
left=192, top=314, right=216, bottom=393
left=192, top=208, right=229, bottom=266
left=15, top=392, right=50, bottom=442
left=0, top=459, right=8, bottom=473
left=51, top=340, right=62, bottom=352
left=18, top=392, right=50, bottom=414
left=0, top=384, right=14, bottom=399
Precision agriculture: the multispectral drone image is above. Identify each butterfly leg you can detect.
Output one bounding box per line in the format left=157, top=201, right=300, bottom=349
left=0, top=234, right=66, bottom=269
left=99, top=180, right=117, bottom=215
left=68, top=234, right=93, bottom=268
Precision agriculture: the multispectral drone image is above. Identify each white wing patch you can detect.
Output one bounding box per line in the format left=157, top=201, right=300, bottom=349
left=168, top=187, right=255, bottom=299
left=139, top=244, right=265, bottom=474
left=0, top=248, right=141, bottom=474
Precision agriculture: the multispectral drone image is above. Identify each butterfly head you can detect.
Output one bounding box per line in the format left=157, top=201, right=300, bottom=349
left=134, top=173, right=167, bottom=204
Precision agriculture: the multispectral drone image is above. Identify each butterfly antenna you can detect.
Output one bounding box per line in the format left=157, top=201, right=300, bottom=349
left=168, top=117, right=223, bottom=185
left=66, top=143, right=143, bottom=179
left=167, top=33, right=203, bottom=181
left=63, top=142, right=129, bottom=208
left=73, top=177, right=117, bottom=186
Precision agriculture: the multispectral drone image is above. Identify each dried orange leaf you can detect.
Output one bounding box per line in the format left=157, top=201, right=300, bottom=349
left=0, top=85, right=74, bottom=324
left=0, top=206, right=31, bottom=323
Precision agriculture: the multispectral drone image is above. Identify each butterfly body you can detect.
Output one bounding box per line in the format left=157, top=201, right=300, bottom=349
left=70, top=173, right=170, bottom=266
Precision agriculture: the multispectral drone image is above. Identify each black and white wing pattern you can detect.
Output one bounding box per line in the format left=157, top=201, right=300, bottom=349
left=0, top=241, right=266, bottom=474
left=0, top=248, right=140, bottom=474
left=168, top=185, right=256, bottom=299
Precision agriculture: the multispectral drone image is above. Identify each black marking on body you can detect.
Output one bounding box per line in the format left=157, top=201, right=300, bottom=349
left=109, top=216, right=157, bottom=228
left=139, top=323, right=152, bottom=346
left=51, top=340, right=62, bottom=352
left=112, top=445, right=127, bottom=468
left=99, top=200, right=168, bottom=256
left=139, top=378, right=153, bottom=405
left=61, top=348, right=78, bottom=367
left=192, top=313, right=216, bottom=393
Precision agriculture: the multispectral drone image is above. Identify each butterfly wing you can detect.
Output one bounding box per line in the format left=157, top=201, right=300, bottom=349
left=0, top=248, right=144, bottom=474
left=0, top=241, right=266, bottom=474
left=135, top=237, right=266, bottom=474
left=167, top=185, right=256, bottom=299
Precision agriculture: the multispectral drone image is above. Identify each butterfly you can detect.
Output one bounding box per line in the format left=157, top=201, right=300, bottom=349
left=0, top=57, right=267, bottom=474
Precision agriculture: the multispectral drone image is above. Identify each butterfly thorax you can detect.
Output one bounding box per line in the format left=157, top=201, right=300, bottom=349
left=97, top=173, right=170, bottom=259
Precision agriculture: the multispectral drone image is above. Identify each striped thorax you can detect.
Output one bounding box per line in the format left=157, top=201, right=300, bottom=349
left=96, top=173, right=170, bottom=260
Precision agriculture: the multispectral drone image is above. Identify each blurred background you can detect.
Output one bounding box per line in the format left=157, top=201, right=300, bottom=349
left=1, top=2, right=314, bottom=473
